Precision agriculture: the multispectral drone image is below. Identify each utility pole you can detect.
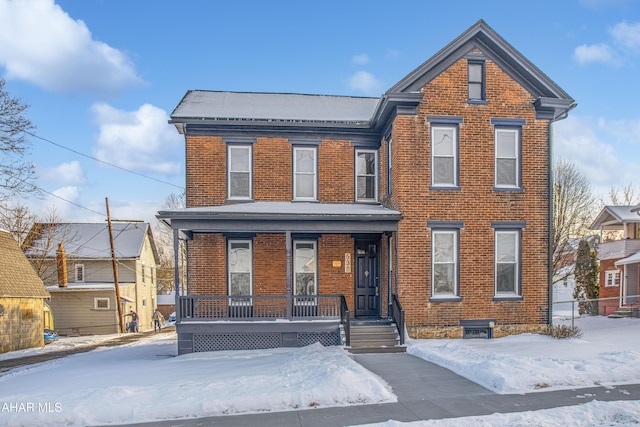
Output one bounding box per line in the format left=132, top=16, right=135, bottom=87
left=106, top=197, right=125, bottom=333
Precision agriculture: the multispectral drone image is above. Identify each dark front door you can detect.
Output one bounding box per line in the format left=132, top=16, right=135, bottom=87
left=355, top=241, right=380, bottom=317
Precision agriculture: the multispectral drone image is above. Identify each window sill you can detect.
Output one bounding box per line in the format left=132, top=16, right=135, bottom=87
left=430, top=296, right=463, bottom=303
left=429, top=185, right=461, bottom=191
left=467, top=99, right=488, bottom=105
left=225, top=198, right=254, bottom=203
left=291, top=199, right=319, bottom=203
left=493, top=187, right=524, bottom=193
left=356, top=199, right=380, bottom=204
left=493, top=296, right=523, bottom=301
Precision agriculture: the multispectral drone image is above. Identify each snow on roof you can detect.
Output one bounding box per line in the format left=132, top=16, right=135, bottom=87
left=45, top=282, right=135, bottom=291
left=171, top=91, right=380, bottom=124
left=590, top=205, right=640, bottom=230
left=615, top=251, right=640, bottom=266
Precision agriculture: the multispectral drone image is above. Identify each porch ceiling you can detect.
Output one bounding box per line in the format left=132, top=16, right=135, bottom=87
left=157, top=202, right=401, bottom=234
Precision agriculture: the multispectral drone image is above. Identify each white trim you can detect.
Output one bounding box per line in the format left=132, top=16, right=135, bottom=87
left=293, top=146, right=317, bottom=201
left=431, top=125, right=458, bottom=187
left=494, top=128, right=520, bottom=188
left=293, top=240, right=317, bottom=299
left=431, top=230, right=458, bottom=297
left=228, top=240, right=253, bottom=305
left=355, top=149, right=378, bottom=202
left=605, top=269, right=621, bottom=287
left=74, top=264, right=85, bottom=282
left=495, top=230, right=520, bottom=295
left=227, top=145, right=253, bottom=200
left=94, top=297, right=110, bottom=310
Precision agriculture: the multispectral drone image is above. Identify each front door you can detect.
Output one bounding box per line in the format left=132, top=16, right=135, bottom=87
left=355, top=241, right=380, bottom=317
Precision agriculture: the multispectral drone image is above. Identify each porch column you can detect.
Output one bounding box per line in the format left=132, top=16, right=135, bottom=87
left=286, top=230, right=292, bottom=319
left=173, top=228, right=180, bottom=321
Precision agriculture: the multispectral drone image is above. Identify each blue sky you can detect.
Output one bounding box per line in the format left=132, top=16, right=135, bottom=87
left=0, top=0, right=639, bottom=224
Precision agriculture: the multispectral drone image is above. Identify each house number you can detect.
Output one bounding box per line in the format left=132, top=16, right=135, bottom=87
left=345, top=253, right=351, bottom=273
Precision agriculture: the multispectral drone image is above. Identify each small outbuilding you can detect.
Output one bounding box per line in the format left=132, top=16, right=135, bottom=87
left=0, top=229, right=51, bottom=353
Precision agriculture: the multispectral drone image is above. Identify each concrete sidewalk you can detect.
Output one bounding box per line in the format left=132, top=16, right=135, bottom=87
left=115, top=352, right=640, bottom=427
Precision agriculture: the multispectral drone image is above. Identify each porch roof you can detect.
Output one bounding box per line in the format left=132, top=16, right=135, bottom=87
left=590, top=205, right=640, bottom=230
left=615, top=251, right=640, bottom=267
left=157, top=202, right=401, bottom=234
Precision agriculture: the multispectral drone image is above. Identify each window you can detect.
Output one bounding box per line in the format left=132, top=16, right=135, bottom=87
left=468, top=60, right=485, bottom=101
left=495, top=128, right=520, bottom=188
left=228, top=240, right=252, bottom=301
left=431, top=126, right=458, bottom=187
left=75, top=264, right=84, bottom=282
left=151, top=266, right=155, bottom=285
left=294, top=241, right=317, bottom=296
left=141, top=262, right=146, bottom=283
left=356, top=149, right=378, bottom=202
left=142, top=297, right=147, bottom=308
left=293, top=146, right=317, bottom=200
left=605, top=270, right=621, bottom=287
left=495, top=230, right=520, bottom=296
left=387, top=138, right=392, bottom=195
left=431, top=230, right=458, bottom=298
left=228, top=145, right=252, bottom=200
left=94, top=298, right=110, bottom=310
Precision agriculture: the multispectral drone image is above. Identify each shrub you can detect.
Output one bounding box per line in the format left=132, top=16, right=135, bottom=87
left=543, top=324, right=583, bottom=339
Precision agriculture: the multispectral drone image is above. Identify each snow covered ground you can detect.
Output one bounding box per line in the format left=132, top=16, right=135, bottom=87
left=0, top=316, right=639, bottom=426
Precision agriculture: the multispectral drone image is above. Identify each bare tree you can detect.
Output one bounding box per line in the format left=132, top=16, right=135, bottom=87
left=605, top=182, right=640, bottom=206
left=0, top=78, right=38, bottom=201
left=0, top=201, right=36, bottom=246
left=552, top=159, right=597, bottom=280
left=154, top=193, right=186, bottom=294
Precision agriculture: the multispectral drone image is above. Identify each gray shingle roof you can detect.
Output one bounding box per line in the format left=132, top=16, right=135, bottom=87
left=24, top=223, right=153, bottom=260
left=590, top=206, right=640, bottom=230
left=0, top=229, right=49, bottom=298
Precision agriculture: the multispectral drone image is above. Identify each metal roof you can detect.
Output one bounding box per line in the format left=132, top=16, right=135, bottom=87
left=25, top=222, right=153, bottom=260
left=615, top=251, right=640, bottom=266
left=171, top=91, right=380, bottom=124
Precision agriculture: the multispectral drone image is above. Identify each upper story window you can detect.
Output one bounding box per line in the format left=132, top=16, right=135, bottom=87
left=356, top=149, right=378, bottom=202
left=141, top=262, right=146, bottom=283
left=75, top=264, right=85, bottom=282
left=228, top=145, right=252, bottom=200
left=293, top=146, right=317, bottom=201
left=427, top=116, right=463, bottom=190
left=468, top=60, right=485, bottom=102
left=492, top=119, right=524, bottom=190
left=387, top=138, right=392, bottom=196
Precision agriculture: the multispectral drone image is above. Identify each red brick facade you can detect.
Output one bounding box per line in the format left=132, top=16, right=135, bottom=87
left=166, top=21, right=574, bottom=342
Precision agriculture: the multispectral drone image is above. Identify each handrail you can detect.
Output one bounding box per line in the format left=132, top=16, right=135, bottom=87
left=340, top=295, right=350, bottom=347
left=392, top=293, right=405, bottom=345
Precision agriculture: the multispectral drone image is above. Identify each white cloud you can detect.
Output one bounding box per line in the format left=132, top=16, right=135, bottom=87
left=91, top=103, right=183, bottom=175
left=39, top=161, right=85, bottom=186
left=0, top=0, right=142, bottom=95
left=351, top=54, right=370, bottom=65
left=554, top=115, right=640, bottom=198
left=573, top=43, right=615, bottom=64
left=348, top=71, right=382, bottom=96
left=610, top=21, right=640, bottom=50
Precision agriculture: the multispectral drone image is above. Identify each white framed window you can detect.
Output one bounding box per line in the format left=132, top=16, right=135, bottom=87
left=228, top=145, right=252, bottom=200
left=495, top=230, right=520, bottom=295
left=356, top=149, right=378, bottom=202
left=75, top=264, right=85, bottom=282
left=387, top=138, right=393, bottom=195
left=94, top=298, right=110, bottom=310
left=432, top=230, right=458, bottom=297
left=605, top=270, right=621, bottom=287
left=495, top=128, right=520, bottom=188
left=293, top=146, right=317, bottom=200
left=228, top=240, right=253, bottom=304
left=294, top=241, right=317, bottom=297
left=431, top=125, right=458, bottom=187
left=141, top=262, right=146, bottom=283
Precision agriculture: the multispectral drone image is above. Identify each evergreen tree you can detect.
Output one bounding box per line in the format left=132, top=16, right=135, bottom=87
left=573, top=239, right=599, bottom=315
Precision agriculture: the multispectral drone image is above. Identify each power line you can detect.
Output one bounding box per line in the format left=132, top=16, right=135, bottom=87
left=26, top=130, right=185, bottom=190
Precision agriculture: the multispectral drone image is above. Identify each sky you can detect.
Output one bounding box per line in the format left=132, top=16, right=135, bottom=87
left=1, top=0, right=640, bottom=225
left=1, top=315, right=640, bottom=426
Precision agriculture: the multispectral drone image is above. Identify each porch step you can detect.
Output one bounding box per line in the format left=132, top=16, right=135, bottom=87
left=608, top=307, right=639, bottom=318
left=344, top=323, right=405, bottom=354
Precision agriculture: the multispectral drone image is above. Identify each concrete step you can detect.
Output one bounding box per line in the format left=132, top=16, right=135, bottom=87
left=344, top=322, right=404, bottom=353
left=348, top=345, right=406, bottom=354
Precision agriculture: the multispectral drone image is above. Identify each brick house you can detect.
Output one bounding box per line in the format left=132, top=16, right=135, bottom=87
left=158, top=20, right=575, bottom=353
left=590, top=205, right=640, bottom=316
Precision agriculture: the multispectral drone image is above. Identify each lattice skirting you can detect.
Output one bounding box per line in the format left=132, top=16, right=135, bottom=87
left=192, top=331, right=339, bottom=352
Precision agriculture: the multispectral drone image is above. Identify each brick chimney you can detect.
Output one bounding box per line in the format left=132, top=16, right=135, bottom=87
left=56, top=243, right=68, bottom=287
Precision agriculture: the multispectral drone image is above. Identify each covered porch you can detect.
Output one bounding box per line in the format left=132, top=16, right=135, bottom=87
left=157, top=202, right=402, bottom=353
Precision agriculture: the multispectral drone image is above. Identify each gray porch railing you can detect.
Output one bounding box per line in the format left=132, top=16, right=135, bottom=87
left=178, top=294, right=345, bottom=321
left=392, top=293, right=405, bottom=345
left=340, top=295, right=350, bottom=346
